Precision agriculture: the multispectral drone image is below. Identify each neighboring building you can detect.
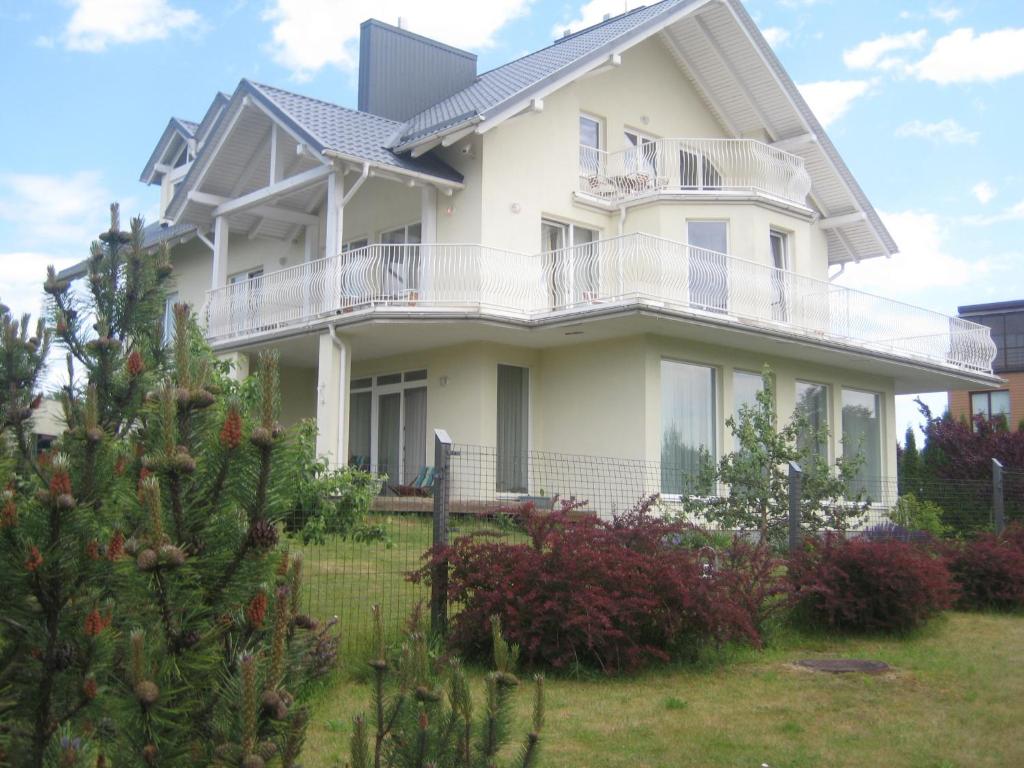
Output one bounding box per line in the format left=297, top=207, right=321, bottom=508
left=60, top=0, right=999, bottom=502
left=949, top=300, right=1023, bottom=429
left=29, top=398, right=66, bottom=453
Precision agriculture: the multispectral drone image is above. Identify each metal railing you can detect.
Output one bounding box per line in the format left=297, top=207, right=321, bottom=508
left=203, top=234, right=996, bottom=374
left=579, top=138, right=813, bottom=206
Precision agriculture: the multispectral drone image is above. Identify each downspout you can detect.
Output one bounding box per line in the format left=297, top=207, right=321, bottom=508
left=828, top=263, right=846, bottom=282
left=342, top=162, right=370, bottom=206
left=327, top=324, right=348, bottom=467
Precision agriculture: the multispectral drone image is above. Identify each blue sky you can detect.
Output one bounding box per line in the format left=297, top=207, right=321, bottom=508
left=1, top=0, right=1023, bottom=437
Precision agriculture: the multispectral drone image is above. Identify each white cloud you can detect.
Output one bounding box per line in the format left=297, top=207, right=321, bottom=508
left=0, top=172, right=112, bottom=249
left=264, top=0, right=534, bottom=80
left=553, top=0, right=644, bottom=37
left=913, top=27, right=1024, bottom=84
left=895, top=118, right=978, bottom=144
left=797, top=80, right=870, bottom=127
left=0, top=252, right=76, bottom=320
left=843, top=29, right=927, bottom=70
left=929, top=6, right=962, bottom=24
left=971, top=181, right=996, bottom=205
left=837, top=211, right=978, bottom=296
left=762, top=27, right=790, bottom=47
left=964, top=199, right=1024, bottom=226
left=62, top=0, right=201, bottom=52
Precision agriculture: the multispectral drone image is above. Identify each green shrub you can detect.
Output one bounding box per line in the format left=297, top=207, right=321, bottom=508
left=889, top=493, right=948, bottom=538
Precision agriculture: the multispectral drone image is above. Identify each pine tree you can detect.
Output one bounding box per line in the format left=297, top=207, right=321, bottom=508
left=350, top=608, right=544, bottom=768
left=0, top=205, right=331, bottom=766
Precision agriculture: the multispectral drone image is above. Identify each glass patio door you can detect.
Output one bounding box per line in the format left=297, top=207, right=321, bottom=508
left=374, top=384, right=428, bottom=486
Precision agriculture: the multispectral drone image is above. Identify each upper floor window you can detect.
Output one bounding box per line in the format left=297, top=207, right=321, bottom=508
left=380, top=223, right=422, bottom=295
left=579, top=114, right=602, bottom=177
left=542, top=219, right=599, bottom=306
left=769, top=229, right=790, bottom=321
left=342, top=238, right=369, bottom=253
left=229, top=268, right=263, bottom=285
left=971, top=390, right=1010, bottom=424
left=624, top=129, right=657, bottom=177
left=687, top=220, right=728, bottom=313
left=162, top=292, right=179, bottom=347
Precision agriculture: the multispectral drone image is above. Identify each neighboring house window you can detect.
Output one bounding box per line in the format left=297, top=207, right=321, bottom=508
left=380, top=223, right=421, bottom=295
left=661, top=360, right=716, bottom=495
left=624, top=129, right=657, bottom=178
left=541, top=219, right=599, bottom=307
left=971, top=390, right=1010, bottom=423
left=162, top=292, right=179, bottom=347
left=769, top=229, right=789, bottom=321
left=842, top=388, right=882, bottom=495
left=733, top=369, right=764, bottom=422
left=497, top=364, right=530, bottom=494
left=687, top=220, right=728, bottom=313
left=579, top=114, right=602, bottom=178
left=795, top=381, right=829, bottom=463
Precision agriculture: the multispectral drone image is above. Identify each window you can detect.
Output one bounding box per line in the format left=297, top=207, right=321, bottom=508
left=794, top=381, right=829, bottom=462
left=687, top=220, right=728, bottom=313
left=229, top=268, right=263, bottom=284
left=379, top=223, right=421, bottom=295
left=842, top=389, right=882, bottom=495
left=497, top=365, right=530, bottom=493
left=579, top=114, right=601, bottom=178
left=769, top=229, right=789, bottom=321
left=661, top=361, right=716, bottom=495
left=733, top=370, right=765, bottom=422
left=971, top=390, right=1011, bottom=423
left=624, top=129, right=657, bottom=178
left=342, top=238, right=369, bottom=253
left=162, top=292, right=179, bottom=347
left=348, top=369, right=428, bottom=483
left=541, top=219, right=599, bottom=307
left=679, top=148, right=722, bottom=190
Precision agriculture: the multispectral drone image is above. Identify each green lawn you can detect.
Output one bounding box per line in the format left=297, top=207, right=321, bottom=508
left=301, top=612, right=1024, bottom=768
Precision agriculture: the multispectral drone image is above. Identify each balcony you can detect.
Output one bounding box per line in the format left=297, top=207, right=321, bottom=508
left=578, top=138, right=813, bottom=208
left=202, top=234, right=996, bottom=375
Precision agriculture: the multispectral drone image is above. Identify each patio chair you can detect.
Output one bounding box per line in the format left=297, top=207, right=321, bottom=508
left=390, top=466, right=436, bottom=497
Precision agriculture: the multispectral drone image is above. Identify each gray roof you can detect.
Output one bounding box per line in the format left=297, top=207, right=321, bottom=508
left=247, top=81, right=462, bottom=183
left=394, top=0, right=697, bottom=147
left=175, top=117, right=199, bottom=137
left=139, top=116, right=199, bottom=183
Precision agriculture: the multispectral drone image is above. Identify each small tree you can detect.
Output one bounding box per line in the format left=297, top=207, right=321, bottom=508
left=0, top=205, right=331, bottom=767
left=350, top=607, right=544, bottom=768
left=683, top=367, right=865, bottom=547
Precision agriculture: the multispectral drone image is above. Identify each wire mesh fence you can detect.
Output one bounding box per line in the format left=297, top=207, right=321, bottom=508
left=294, top=434, right=1022, bottom=645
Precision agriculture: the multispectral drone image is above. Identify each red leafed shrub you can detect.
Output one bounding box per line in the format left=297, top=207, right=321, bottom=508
left=788, top=537, right=956, bottom=632
left=418, top=505, right=759, bottom=672
left=946, top=526, right=1024, bottom=610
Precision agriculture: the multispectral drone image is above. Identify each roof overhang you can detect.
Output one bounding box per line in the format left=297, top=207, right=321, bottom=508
left=139, top=118, right=196, bottom=185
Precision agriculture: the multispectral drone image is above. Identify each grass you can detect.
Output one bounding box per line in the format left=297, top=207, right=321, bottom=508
left=291, top=516, right=1024, bottom=766
left=300, top=612, right=1024, bottom=768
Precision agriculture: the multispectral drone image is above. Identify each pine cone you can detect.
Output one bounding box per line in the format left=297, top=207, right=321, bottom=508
left=134, top=680, right=160, bottom=706
left=247, top=519, right=278, bottom=551
left=136, top=549, right=158, bottom=572
left=250, top=426, right=273, bottom=448
left=259, top=741, right=277, bottom=760
left=260, top=690, right=282, bottom=716
left=159, top=544, right=186, bottom=568
left=189, top=389, right=215, bottom=409
left=141, top=743, right=158, bottom=765
left=173, top=629, right=200, bottom=652
left=170, top=448, right=196, bottom=474
left=242, top=756, right=265, bottom=768
left=293, top=614, right=318, bottom=631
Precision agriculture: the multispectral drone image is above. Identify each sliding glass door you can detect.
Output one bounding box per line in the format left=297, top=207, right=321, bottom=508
left=496, top=364, right=529, bottom=493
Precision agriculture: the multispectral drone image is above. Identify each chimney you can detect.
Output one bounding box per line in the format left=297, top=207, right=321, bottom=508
left=358, top=19, right=477, bottom=122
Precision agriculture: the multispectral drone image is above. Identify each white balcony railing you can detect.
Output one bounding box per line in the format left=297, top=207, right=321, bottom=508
left=579, top=138, right=813, bottom=207
left=203, top=234, right=996, bottom=374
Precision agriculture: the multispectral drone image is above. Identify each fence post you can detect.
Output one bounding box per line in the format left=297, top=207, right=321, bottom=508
left=430, top=429, right=453, bottom=637
left=788, top=461, right=802, bottom=552
left=993, top=458, right=1005, bottom=535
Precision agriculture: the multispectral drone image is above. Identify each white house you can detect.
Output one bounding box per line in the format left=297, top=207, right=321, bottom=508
left=68, top=0, right=998, bottom=502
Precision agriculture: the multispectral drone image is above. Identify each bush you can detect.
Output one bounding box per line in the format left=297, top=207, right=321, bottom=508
left=889, top=493, right=948, bottom=538
left=788, top=537, right=955, bottom=632
left=946, top=526, right=1024, bottom=610
left=286, top=420, right=384, bottom=545
left=419, top=503, right=760, bottom=672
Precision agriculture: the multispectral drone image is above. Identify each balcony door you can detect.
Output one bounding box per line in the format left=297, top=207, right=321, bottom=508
left=769, top=229, right=789, bottom=322
left=228, top=267, right=264, bottom=330
left=542, top=220, right=599, bottom=308
left=497, top=364, right=529, bottom=493
left=624, top=130, right=658, bottom=182
left=379, top=223, right=421, bottom=299
left=579, top=114, right=602, bottom=180
left=686, top=221, right=728, bottom=313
